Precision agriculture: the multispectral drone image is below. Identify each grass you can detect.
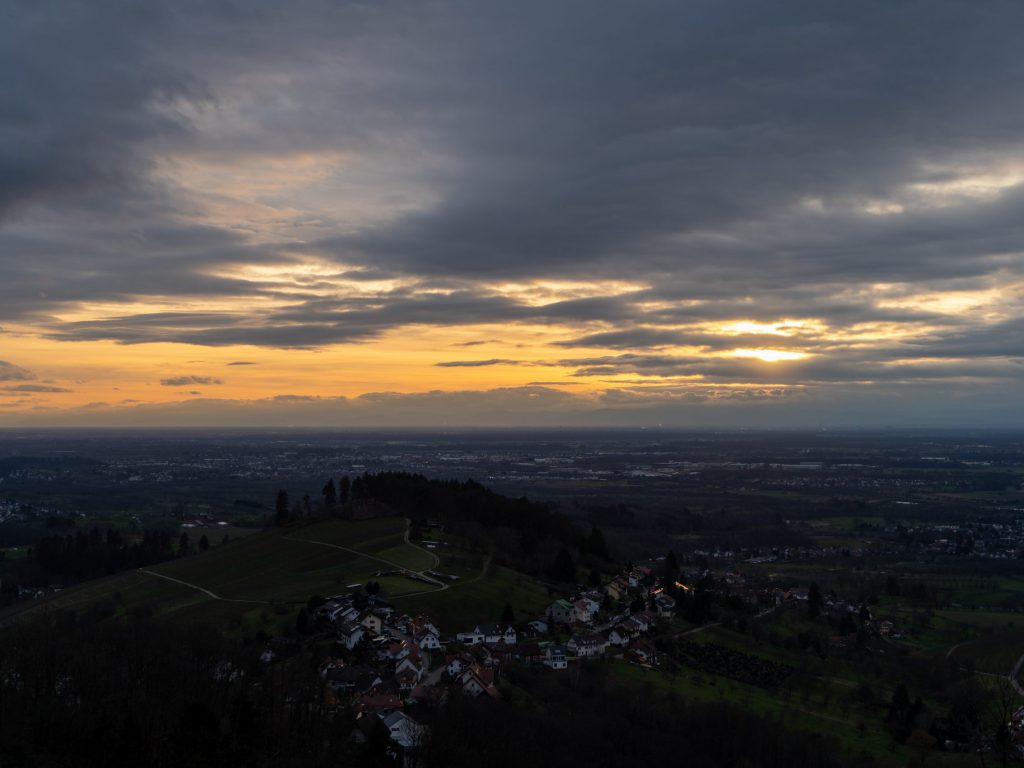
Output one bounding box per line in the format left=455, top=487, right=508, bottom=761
left=3, top=517, right=451, bottom=634
left=401, top=563, right=550, bottom=630
left=3, top=515, right=548, bottom=639
left=608, top=658, right=903, bottom=763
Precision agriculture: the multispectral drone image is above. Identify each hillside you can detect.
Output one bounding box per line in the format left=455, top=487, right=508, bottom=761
left=2, top=515, right=550, bottom=636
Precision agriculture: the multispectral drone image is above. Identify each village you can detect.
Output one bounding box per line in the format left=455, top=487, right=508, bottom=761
left=300, top=554, right=907, bottom=762
left=305, top=563, right=675, bottom=759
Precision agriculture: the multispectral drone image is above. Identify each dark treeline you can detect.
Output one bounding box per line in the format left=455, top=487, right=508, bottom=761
left=344, top=472, right=573, bottom=543
left=426, top=663, right=875, bottom=768
left=0, top=612, right=355, bottom=768
left=33, top=527, right=179, bottom=585
left=0, top=611, right=877, bottom=768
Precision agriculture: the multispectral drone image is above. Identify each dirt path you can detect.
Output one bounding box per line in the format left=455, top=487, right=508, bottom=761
left=403, top=520, right=441, bottom=570
left=137, top=568, right=268, bottom=604
left=285, top=519, right=448, bottom=596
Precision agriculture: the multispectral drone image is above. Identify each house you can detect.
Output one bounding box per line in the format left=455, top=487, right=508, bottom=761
left=626, top=639, right=656, bottom=665
left=526, top=618, right=549, bottom=635
left=408, top=683, right=448, bottom=708
left=514, top=641, right=545, bottom=665
left=445, top=652, right=474, bottom=678
left=416, top=627, right=443, bottom=650
left=654, top=594, right=676, bottom=618
left=460, top=665, right=500, bottom=698
left=455, top=628, right=485, bottom=645
left=338, top=621, right=366, bottom=651
left=360, top=612, right=383, bottom=635
left=379, top=710, right=426, bottom=750
left=456, top=623, right=516, bottom=646
left=395, top=653, right=425, bottom=682
left=407, top=615, right=440, bottom=638
left=384, top=640, right=419, bottom=662
left=547, top=599, right=575, bottom=625
left=625, top=613, right=651, bottom=633
left=605, top=578, right=629, bottom=601
left=353, top=691, right=404, bottom=715
left=607, top=625, right=637, bottom=647
left=573, top=599, right=596, bottom=624
left=318, top=656, right=346, bottom=678
left=323, top=665, right=381, bottom=695
left=317, top=599, right=354, bottom=623
left=544, top=645, right=568, bottom=670
left=394, top=666, right=420, bottom=693
left=567, top=633, right=606, bottom=658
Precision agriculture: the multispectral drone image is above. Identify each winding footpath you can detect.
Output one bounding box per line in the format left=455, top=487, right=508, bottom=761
left=137, top=568, right=268, bottom=604
left=283, top=518, right=450, bottom=598
left=136, top=518, right=490, bottom=606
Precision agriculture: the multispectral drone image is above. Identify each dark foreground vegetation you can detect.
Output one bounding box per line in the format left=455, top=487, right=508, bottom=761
left=0, top=611, right=868, bottom=768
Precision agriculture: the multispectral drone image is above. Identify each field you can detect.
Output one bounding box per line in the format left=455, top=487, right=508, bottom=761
left=2, top=515, right=546, bottom=636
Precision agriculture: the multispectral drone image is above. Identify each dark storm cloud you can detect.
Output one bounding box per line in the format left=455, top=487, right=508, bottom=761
left=4, top=1, right=1023, bottom=312
left=160, top=375, right=224, bottom=386
left=3, top=0, right=1024, bottom=425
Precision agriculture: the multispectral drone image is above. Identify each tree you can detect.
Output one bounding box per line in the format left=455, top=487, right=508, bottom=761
left=585, top=526, right=611, bottom=561
left=551, top=547, right=576, bottom=583
left=808, top=582, right=822, bottom=620
left=178, top=532, right=190, bottom=557
left=501, top=602, right=515, bottom=625
left=338, top=475, right=351, bottom=504
left=664, top=550, right=680, bottom=586
left=274, top=490, right=289, bottom=527
left=588, top=568, right=603, bottom=587
left=198, top=535, right=210, bottom=552
left=322, top=478, right=337, bottom=509
left=296, top=607, right=310, bottom=634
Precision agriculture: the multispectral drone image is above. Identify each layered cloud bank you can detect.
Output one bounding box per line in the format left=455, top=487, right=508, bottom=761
left=1, top=1, right=1023, bottom=426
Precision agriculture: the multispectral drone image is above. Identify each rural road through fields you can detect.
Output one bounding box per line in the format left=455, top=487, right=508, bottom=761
left=137, top=568, right=269, bottom=604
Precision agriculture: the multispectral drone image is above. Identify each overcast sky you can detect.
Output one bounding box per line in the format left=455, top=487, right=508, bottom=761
left=1, top=0, right=1022, bottom=427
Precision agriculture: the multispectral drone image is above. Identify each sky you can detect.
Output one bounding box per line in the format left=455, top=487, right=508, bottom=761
left=1, top=0, right=1023, bottom=428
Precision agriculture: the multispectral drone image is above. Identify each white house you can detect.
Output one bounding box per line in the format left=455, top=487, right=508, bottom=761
left=544, top=645, right=568, bottom=670
left=607, top=626, right=636, bottom=647
left=547, top=600, right=575, bottom=625
left=456, top=628, right=485, bottom=646
left=567, top=633, right=606, bottom=657
left=337, top=621, right=366, bottom=651
left=395, top=655, right=425, bottom=682
left=379, top=710, right=425, bottom=750
left=416, top=628, right=443, bottom=650
left=573, top=599, right=597, bottom=624
left=360, top=612, right=383, bottom=635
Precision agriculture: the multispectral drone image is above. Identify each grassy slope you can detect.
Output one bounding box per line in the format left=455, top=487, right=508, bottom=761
left=2, top=516, right=548, bottom=637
